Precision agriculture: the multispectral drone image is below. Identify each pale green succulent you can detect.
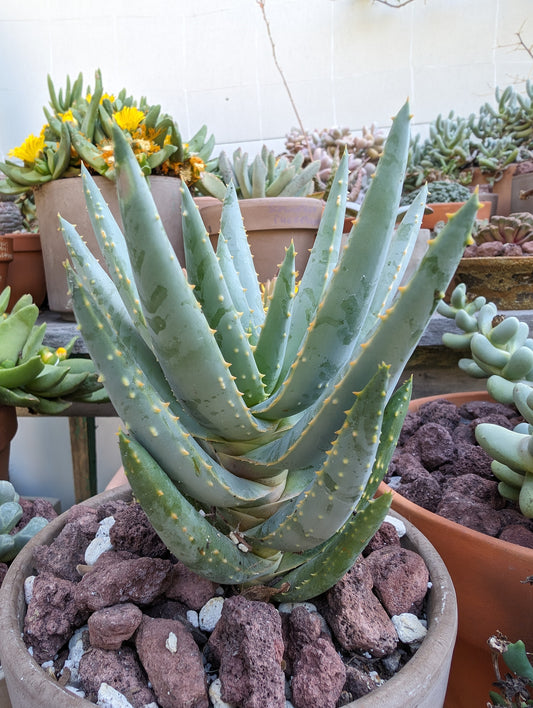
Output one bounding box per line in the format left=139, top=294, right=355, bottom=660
left=0, top=481, right=49, bottom=563
left=62, top=102, right=478, bottom=601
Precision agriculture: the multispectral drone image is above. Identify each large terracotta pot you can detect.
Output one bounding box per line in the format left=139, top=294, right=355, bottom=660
left=0, top=486, right=458, bottom=707
left=3, top=232, right=46, bottom=311
left=0, top=669, right=11, bottom=708
left=199, top=197, right=324, bottom=283
left=447, top=255, right=533, bottom=309
left=421, top=200, right=491, bottom=230
left=378, top=391, right=533, bottom=708
left=34, top=175, right=183, bottom=317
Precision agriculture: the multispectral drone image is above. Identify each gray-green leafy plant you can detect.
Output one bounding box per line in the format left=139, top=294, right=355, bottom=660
left=0, top=480, right=49, bottom=562
left=488, top=633, right=533, bottom=706
left=197, top=145, right=320, bottom=201
left=62, top=102, right=478, bottom=601
left=0, top=286, right=107, bottom=414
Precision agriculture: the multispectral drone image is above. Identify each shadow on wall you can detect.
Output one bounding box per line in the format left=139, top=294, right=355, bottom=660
left=9, top=417, right=122, bottom=511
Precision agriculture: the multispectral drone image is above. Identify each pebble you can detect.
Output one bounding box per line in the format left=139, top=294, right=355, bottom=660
left=96, top=682, right=134, bottom=707
left=85, top=516, right=115, bottom=565
left=62, top=625, right=88, bottom=687
left=277, top=602, right=317, bottom=614
left=209, top=677, right=235, bottom=707
left=391, top=613, right=428, bottom=644
left=186, top=609, right=199, bottom=627
left=384, top=514, right=406, bottom=538
left=24, top=575, right=35, bottom=604
left=199, top=596, right=224, bottom=632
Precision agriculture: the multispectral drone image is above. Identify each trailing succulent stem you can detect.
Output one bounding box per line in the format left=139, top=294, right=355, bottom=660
left=63, top=101, right=478, bottom=601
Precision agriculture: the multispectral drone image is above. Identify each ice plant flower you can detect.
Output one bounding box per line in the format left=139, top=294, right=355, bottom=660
left=114, top=106, right=145, bottom=133
left=8, top=134, right=45, bottom=165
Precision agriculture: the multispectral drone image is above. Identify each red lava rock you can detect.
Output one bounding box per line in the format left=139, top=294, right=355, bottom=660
left=436, top=497, right=502, bottom=536
left=440, top=444, right=495, bottom=479
left=74, top=556, right=173, bottom=611
left=363, top=521, right=401, bottom=555
left=24, top=572, right=88, bottom=663
left=291, top=637, right=346, bottom=708
left=416, top=400, right=461, bottom=433
left=78, top=645, right=156, bottom=707
left=458, top=400, right=518, bottom=421
left=207, top=595, right=285, bottom=708
left=32, top=511, right=100, bottom=582
left=476, top=241, right=505, bottom=257
left=13, top=498, right=58, bottom=531
left=365, top=546, right=429, bottom=616
left=323, top=560, right=397, bottom=657
left=166, top=560, right=218, bottom=610
left=343, top=664, right=379, bottom=699
left=109, top=502, right=168, bottom=557
left=403, top=422, right=456, bottom=470
left=499, top=524, right=533, bottom=549
left=284, top=605, right=324, bottom=675
left=135, top=616, right=209, bottom=708
left=88, top=602, right=143, bottom=650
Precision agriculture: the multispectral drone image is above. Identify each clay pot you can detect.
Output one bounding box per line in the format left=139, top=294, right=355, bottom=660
left=0, top=405, right=18, bottom=482
left=447, top=255, right=533, bottom=309
left=470, top=165, right=517, bottom=217
left=421, top=200, right=491, bottom=231
left=34, top=176, right=183, bottom=317
left=3, top=233, right=46, bottom=311
left=0, top=669, right=11, bottom=708
left=378, top=391, right=533, bottom=708
left=0, top=485, right=458, bottom=707
left=0, top=236, right=13, bottom=293
left=198, top=197, right=324, bottom=283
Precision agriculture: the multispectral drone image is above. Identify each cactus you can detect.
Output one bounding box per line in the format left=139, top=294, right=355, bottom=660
left=196, top=145, right=320, bottom=201
left=0, top=286, right=107, bottom=413
left=473, top=213, right=533, bottom=246
left=0, top=480, right=49, bottom=562
left=0, top=70, right=215, bottom=195
left=62, top=101, right=478, bottom=602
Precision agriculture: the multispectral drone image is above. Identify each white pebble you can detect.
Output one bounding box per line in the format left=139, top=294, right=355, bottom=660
left=187, top=609, right=199, bottom=627
left=62, top=625, right=88, bottom=687
left=65, top=686, right=86, bottom=698
left=277, top=602, right=317, bottom=614
left=199, top=597, right=224, bottom=632
left=165, top=631, right=178, bottom=653
left=209, top=678, right=235, bottom=707
left=97, top=682, right=135, bottom=707
left=85, top=516, right=115, bottom=565
left=391, top=613, right=428, bottom=644
left=24, top=575, right=35, bottom=604
left=384, top=514, right=406, bottom=538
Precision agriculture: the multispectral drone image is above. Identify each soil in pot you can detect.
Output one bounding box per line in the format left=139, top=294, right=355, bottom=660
left=0, top=488, right=457, bottom=708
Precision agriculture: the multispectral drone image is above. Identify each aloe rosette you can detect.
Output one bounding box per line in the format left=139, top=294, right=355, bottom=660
left=62, top=101, right=478, bottom=601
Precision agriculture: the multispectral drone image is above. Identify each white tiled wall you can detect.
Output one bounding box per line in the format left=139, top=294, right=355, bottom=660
left=1, top=0, right=532, bottom=160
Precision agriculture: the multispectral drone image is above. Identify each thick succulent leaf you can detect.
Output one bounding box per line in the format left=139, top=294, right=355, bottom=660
left=271, top=494, right=392, bottom=602
left=68, top=269, right=281, bottom=508
left=253, top=102, right=411, bottom=419
left=181, top=184, right=265, bottom=406
left=120, top=431, right=282, bottom=584
left=111, top=124, right=274, bottom=441
left=216, top=236, right=255, bottom=340
left=276, top=153, right=349, bottom=387
left=245, top=365, right=390, bottom=551
left=253, top=243, right=296, bottom=394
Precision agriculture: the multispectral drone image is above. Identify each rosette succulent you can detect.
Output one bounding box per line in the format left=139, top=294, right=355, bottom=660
left=62, top=101, right=478, bottom=601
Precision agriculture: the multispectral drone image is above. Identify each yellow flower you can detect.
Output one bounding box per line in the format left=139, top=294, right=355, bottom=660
left=114, top=106, right=145, bottom=133
left=58, top=109, right=77, bottom=124
left=86, top=92, right=115, bottom=104
left=8, top=133, right=46, bottom=164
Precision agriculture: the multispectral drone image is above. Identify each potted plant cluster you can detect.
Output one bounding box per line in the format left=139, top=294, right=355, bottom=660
left=378, top=283, right=533, bottom=707
left=0, top=102, right=480, bottom=706
left=0, top=70, right=216, bottom=316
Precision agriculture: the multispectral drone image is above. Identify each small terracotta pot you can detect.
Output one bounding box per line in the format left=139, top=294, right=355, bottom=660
left=470, top=165, right=517, bottom=216
left=0, top=486, right=457, bottom=707
left=378, top=391, right=533, bottom=708
left=421, top=200, right=491, bottom=230
left=3, top=233, right=46, bottom=311
left=198, top=197, right=324, bottom=283
left=34, top=176, right=183, bottom=317
left=0, top=235, right=14, bottom=293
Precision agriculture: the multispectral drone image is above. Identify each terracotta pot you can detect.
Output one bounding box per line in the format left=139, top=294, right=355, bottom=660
left=510, top=171, right=533, bottom=214
left=3, top=233, right=46, bottom=311
left=0, top=669, right=11, bottom=708
left=34, top=176, right=183, bottom=317
left=470, top=165, right=517, bottom=216
left=0, top=235, right=14, bottom=293
left=377, top=391, right=533, bottom=708
left=0, top=485, right=457, bottom=707
left=198, top=197, right=324, bottom=283
left=421, top=200, right=491, bottom=230
left=447, top=255, right=533, bottom=309
left=0, top=405, right=17, bottom=482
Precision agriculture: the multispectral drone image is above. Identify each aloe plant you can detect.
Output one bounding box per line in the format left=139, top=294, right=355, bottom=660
left=62, top=101, right=478, bottom=601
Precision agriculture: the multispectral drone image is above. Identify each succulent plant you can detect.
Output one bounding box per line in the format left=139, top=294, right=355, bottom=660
left=0, top=480, right=49, bottom=562
left=62, top=102, right=478, bottom=602
left=488, top=633, right=533, bottom=706
left=197, top=145, right=320, bottom=201
left=401, top=179, right=472, bottom=208
left=0, top=201, right=24, bottom=235
left=473, top=213, right=533, bottom=246
left=0, top=286, right=107, bottom=413
left=0, top=69, right=215, bottom=195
